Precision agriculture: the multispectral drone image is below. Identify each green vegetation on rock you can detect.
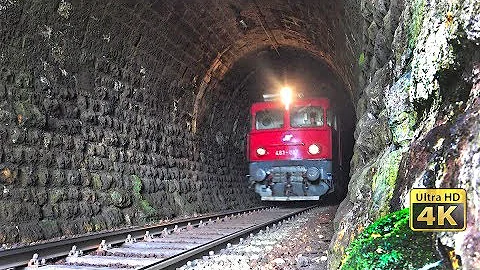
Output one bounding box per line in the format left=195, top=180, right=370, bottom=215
left=408, top=0, right=426, bottom=50
left=139, top=199, right=157, bottom=216
left=358, top=52, right=366, bottom=67
left=390, top=111, right=417, bottom=147
left=109, top=189, right=131, bottom=208
left=340, top=208, right=441, bottom=270
left=110, top=190, right=122, bottom=204
left=131, top=175, right=157, bottom=218
left=370, top=149, right=404, bottom=217
left=132, top=175, right=142, bottom=198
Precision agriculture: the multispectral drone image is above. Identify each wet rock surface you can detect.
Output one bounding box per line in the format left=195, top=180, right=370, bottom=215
left=179, top=205, right=337, bottom=270
left=331, top=0, right=480, bottom=268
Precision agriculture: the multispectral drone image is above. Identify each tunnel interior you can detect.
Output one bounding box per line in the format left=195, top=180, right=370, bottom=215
left=1, top=0, right=478, bottom=267
left=0, top=0, right=360, bottom=244
left=199, top=47, right=356, bottom=190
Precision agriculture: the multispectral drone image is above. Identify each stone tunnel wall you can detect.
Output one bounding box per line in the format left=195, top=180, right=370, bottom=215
left=0, top=0, right=258, bottom=245
left=329, top=0, right=480, bottom=268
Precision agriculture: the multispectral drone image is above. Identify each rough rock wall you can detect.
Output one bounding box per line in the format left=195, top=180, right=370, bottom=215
left=0, top=1, right=258, bottom=245
left=330, top=0, right=480, bottom=268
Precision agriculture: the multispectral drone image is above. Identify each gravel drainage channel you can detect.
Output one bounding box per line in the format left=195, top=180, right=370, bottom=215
left=177, top=205, right=337, bottom=270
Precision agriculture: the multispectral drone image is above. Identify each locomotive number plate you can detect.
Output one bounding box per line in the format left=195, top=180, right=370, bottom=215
left=275, top=149, right=298, bottom=156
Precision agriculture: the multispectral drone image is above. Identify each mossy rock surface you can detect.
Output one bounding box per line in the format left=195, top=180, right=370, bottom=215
left=14, top=100, right=45, bottom=127
left=131, top=175, right=157, bottom=220
left=408, top=0, right=426, bottom=50
left=109, top=189, right=131, bottom=208
left=340, top=208, right=443, bottom=270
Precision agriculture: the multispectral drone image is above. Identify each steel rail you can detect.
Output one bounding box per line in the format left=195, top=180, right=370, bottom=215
left=140, top=205, right=317, bottom=270
left=0, top=206, right=266, bottom=269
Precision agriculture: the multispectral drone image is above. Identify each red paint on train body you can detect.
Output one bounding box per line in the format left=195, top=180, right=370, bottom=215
left=248, top=98, right=333, bottom=162
left=247, top=97, right=341, bottom=201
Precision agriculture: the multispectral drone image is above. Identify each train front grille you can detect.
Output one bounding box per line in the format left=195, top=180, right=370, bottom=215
left=270, top=166, right=306, bottom=183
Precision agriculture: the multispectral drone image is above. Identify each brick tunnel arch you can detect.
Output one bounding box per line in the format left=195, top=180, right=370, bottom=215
left=0, top=0, right=361, bottom=244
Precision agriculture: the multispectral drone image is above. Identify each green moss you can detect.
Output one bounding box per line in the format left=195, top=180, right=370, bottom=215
left=358, top=52, right=366, bottom=67
left=370, top=150, right=404, bottom=217
left=131, top=174, right=142, bottom=199
left=408, top=0, right=426, bottom=50
left=140, top=199, right=157, bottom=216
left=341, top=208, right=441, bottom=270
left=391, top=111, right=417, bottom=147
left=110, top=190, right=123, bottom=205
left=131, top=175, right=157, bottom=218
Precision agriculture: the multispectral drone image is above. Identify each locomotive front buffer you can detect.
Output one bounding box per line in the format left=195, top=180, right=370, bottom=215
left=249, top=160, right=334, bottom=201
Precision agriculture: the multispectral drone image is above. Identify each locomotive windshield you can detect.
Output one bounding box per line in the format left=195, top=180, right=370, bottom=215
left=255, top=109, right=284, bottom=130
left=290, top=105, right=324, bottom=128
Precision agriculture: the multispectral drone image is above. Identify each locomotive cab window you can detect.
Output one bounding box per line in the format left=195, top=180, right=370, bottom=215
left=290, top=106, right=324, bottom=128
left=327, top=109, right=335, bottom=129
left=255, top=109, right=284, bottom=130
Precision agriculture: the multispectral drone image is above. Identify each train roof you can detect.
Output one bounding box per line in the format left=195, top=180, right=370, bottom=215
left=250, top=97, right=331, bottom=113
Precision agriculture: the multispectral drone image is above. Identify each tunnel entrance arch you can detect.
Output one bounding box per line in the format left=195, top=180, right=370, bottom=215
left=192, top=46, right=356, bottom=202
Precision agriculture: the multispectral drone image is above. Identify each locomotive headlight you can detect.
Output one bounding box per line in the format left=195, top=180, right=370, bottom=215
left=280, top=86, right=293, bottom=110
left=256, top=147, right=267, bottom=156
left=308, top=144, right=320, bottom=155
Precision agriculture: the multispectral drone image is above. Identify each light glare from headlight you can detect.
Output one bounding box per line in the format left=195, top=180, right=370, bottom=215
left=280, top=87, right=293, bottom=110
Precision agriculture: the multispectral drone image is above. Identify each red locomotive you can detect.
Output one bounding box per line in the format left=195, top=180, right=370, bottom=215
left=247, top=88, right=343, bottom=201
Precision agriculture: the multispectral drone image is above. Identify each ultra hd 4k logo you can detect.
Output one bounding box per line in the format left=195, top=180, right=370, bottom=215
left=410, top=188, right=466, bottom=232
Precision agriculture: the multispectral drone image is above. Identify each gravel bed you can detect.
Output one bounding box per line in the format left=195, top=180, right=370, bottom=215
left=179, top=205, right=337, bottom=270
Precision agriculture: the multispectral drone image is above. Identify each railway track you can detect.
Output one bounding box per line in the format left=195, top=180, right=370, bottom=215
left=1, top=206, right=317, bottom=270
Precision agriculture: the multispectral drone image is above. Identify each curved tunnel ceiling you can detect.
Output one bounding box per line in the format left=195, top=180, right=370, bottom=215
left=145, top=0, right=362, bottom=131
left=201, top=0, right=357, bottom=90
